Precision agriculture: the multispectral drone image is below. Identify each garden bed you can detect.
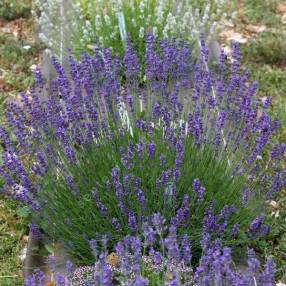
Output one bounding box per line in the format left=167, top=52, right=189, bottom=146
left=1, top=1, right=286, bottom=285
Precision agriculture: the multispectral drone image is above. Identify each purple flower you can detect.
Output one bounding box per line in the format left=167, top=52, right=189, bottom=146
left=181, top=235, right=192, bottom=264
left=162, top=169, right=172, bottom=185
left=128, top=213, right=138, bottom=231
left=271, top=143, right=286, bottom=160
left=151, top=213, right=166, bottom=235
left=134, top=276, right=149, bottom=286
left=171, top=194, right=190, bottom=226
left=24, top=269, right=46, bottom=286
left=148, top=141, right=156, bottom=159
left=112, top=217, right=121, bottom=231
left=247, top=248, right=261, bottom=273
left=29, top=223, right=43, bottom=240
left=249, top=215, right=270, bottom=238
left=153, top=251, right=163, bottom=265
left=124, top=38, right=140, bottom=81
left=259, top=258, right=276, bottom=286
left=143, top=223, right=156, bottom=246
left=242, top=188, right=250, bottom=205
left=101, top=264, right=113, bottom=286
left=160, top=154, right=166, bottom=167
left=66, top=260, right=75, bottom=276
left=136, top=188, right=147, bottom=208
left=47, top=254, right=57, bottom=273
left=56, top=274, right=68, bottom=286
left=192, top=178, right=206, bottom=202
left=164, top=225, right=180, bottom=261
left=89, top=239, right=98, bottom=258
left=231, top=224, right=240, bottom=237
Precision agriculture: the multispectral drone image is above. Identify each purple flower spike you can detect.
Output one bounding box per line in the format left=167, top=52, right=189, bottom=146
left=259, top=257, right=276, bottom=286
left=66, top=260, right=75, bottom=276
left=148, top=141, right=156, bottom=159
left=143, top=223, right=156, bottom=246
left=112, top=217, right=122, bottom=231
left=24, top=269, right=46, bottom=286
left=153, top=251, right=163, bottom=265
left=128, top=213, right=138, bottom=231
left=124, top=38, right=140, bottom=81
left=249, top=215, right=270, bottom=238
left=247, top=248, right=261, bottom=273
left=134, top=276, right=149, bottom=286
left=101, top=264, right=113, bottom=286
left=56, top=274, right=68, bottom=286
left=29, top=223, right=43, bottom=240
left=151, top=213, right=166, bottom=235
left=160, top=154, right=166, bottom=167
left=192, top=178, right=206, bottom=202
left=47, top=254, right=57, bottom=273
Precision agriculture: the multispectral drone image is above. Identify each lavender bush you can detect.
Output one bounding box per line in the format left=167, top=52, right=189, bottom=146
left=25, top=226, right=277, bottom=285
left=0, top=35, right=285, bottom=266
left=33, top=0, right=236, bottom=59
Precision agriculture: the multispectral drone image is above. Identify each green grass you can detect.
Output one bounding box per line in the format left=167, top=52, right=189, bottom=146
left=0, top=2, right=40, bottom=284
left=243, top=0, right=281, bottom=26
left=0, top=29, right=43, bottom=96
left=0, top=0, right=31, bottom=21
left=243, top=32, right=286, bottom=66
left=0, top=198, right=28, bottom=286
left=255, top=192, right=286, bottom=281
left=241, top=65, right=286, bottom=132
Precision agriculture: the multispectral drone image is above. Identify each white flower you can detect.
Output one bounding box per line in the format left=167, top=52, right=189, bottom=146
left=131, top=18, right=137, bottom=28
left=104, top=14, right=111, bottom=26
left=231, top=11, right=238, bottom=19
left=165, top=12, right=176, bottom=34
left=110, top=31, right=117, bottom=39
left=155, top=5, right=164, bottom=24
left=163, top=26, right=168, bottom=39
left=85, top=20, right=91, bottom=29
left=147, top=14, right=152, bottom=25
left=95, top=15, right=101, bottom=30
left=139, top=27, right=145, bottom=39
left=153, top=26, right=158, bottom=37
left=139, top=1, right=145, bottom=14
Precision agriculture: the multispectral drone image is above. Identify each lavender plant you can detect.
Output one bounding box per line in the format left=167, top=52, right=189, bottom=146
left=0, top=36, right=285, bottom=266
left=33, top=0, right=236, bottom=58
left=25, top=227, right=277, bottom=285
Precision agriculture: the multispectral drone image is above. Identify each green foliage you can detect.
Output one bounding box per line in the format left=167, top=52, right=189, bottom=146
left=74, top=0, right=232, bottom=57
left=0, top=31, right=43, bottom=93
left=244, top=0, right=281, bottom=26
left=0, top=0, right=31, bottom=21
left=34, top=0, right=234, bottom=59
left=242, top=64, right=286, bottom=141
left=256, top=192, right=286, bottom=282
left=0, top=198, right=27, bottom=286
left=37, top=123, right=263, bottom=265
left=243, top=32, right=286, bottom=66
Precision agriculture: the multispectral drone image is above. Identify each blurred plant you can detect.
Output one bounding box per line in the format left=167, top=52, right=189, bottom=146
left=0, top=0, right=31, bottom=21
left=255, top=193, right=286, bottom=282
left=0, top=37, right=285, bottom=266
left=32, top=0, right=236, bottom=59
left=0, top=32, right=43, bottom=93
left=244, top=0, right=281, bottom=27
left=243, top=32, right=286, bottom=66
